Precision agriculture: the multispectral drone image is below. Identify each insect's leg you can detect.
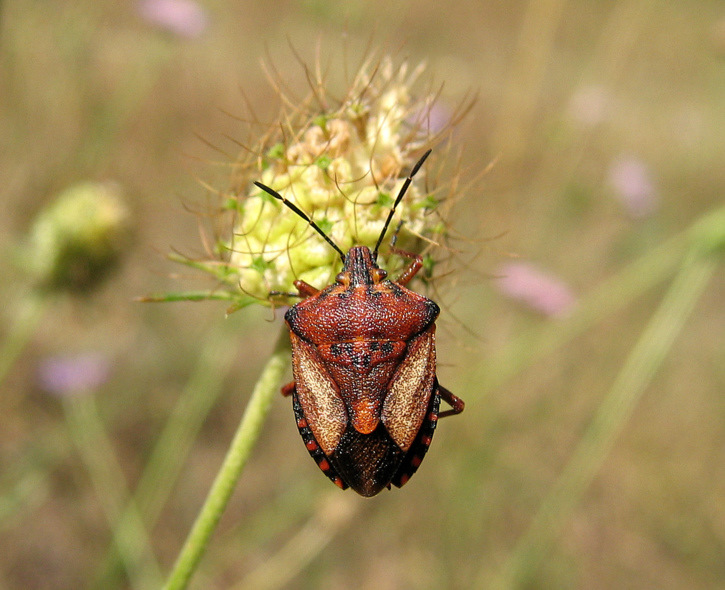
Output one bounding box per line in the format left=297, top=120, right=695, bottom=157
left=293, top=280, right=320, bottom=298
left=387, top=221, right=424, bottom=286
left=437, top=384, right=465, bottom=418
left=281, top=381, right=295, bottom=397
left=393, top=251, right=423, bottom=286
left=269, top=279, right=320, bottom=301
left=390, top=248, right=423, bottom=288
left=269, top=290, right=301, bottom=299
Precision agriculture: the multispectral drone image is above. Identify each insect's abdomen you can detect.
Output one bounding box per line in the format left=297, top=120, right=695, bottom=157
left=292, top=383, right=442, bottom=497
left=331, top=424, right=405, bottom=497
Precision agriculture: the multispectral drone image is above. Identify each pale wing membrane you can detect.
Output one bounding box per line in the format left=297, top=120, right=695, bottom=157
left=291, top=334, right=347, bottom=455
left=381, top=327, right=437, bottom=452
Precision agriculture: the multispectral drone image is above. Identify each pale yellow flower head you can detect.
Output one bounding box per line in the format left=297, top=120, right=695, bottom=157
left=170, top=56, right=468, bottom=310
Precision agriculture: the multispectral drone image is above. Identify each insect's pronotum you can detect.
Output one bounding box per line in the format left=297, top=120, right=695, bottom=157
left=254, top=149, right=464, bottom=497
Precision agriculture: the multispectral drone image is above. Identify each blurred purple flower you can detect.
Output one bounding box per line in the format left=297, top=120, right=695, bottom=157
left=138, top=0, right=208, bottom=39
left=607, top=156, right=658, bottom=219
left=495, top=262, right=576, bottom=318
left=38, top=353, right=111, bottom=397
left=407, top=102, right=452, bottom=135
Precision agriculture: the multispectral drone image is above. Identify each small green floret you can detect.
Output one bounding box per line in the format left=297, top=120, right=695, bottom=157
left=316, top=218, right=334, bottom=235
left=250, top=256, right=273, bottom=274
left=414, top=194, right=439, bottom=211
left=376, top=192, right=394, bottom=208
left=422, top=253, right=436, bottom=279
left=223, top=197, right=239, bottom=211
left=315, top=155, right=332, bottom=170
left=266, top=143, right=286, bottom=160
left=312, top=114, right=329, bottom=130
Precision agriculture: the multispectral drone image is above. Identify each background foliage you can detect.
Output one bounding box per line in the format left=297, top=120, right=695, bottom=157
left=1, top=1, right=723, bottom=589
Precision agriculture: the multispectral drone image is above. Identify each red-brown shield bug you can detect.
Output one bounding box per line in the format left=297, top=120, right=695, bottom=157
left=254, top=149, right=465, bottom=496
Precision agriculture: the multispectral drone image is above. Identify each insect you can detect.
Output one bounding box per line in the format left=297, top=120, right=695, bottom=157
left=254, top=149, right=465, bottom=497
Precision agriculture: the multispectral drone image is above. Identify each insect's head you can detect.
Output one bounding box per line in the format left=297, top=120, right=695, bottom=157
left=253, top=149, right=432, bottom=278
left=333, top=246, right=389, bottom=287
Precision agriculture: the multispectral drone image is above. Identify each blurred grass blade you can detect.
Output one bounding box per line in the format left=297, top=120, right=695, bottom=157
left=0, top=292, right=48, bottom=389
left=91, top=318, right=240, bottom=589
left=492, top=0, right=567, bottom=156
left=64, top=394, right=162, bottom=590
left=136, top=290, right=248, bottom=304
left=232, top=494, right=358, bottom=590
left=477, top=204, right=725, bottom=396
left=477, top=229, right=683, bottom=393
left=0, top=471, right=51, bottom=533
left=486, top=244, right=720, bottom=589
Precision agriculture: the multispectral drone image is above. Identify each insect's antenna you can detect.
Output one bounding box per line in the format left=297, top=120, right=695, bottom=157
left=253, top=181, right=346, bottom=262
left=373, top=149, right=432, bottom=260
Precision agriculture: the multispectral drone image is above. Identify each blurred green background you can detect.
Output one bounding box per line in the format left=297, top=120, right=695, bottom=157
left=1, top=1, right=724, bottom=589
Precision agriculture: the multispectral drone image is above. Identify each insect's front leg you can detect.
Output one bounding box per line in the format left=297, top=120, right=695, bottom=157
left=437, top=384, right=465, bottom=418
left=293, top=280, right=320, bottom=298
left=281, top=381, right=295, bottom=397
left=269, top=280, right=320, bottom=301
left=390, top=247, right=423, bottom=286
left=387, top=222, right=424, bottom=286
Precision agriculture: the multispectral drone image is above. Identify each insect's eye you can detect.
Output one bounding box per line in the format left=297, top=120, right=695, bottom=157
left=335, top=272, right=346, bottom=283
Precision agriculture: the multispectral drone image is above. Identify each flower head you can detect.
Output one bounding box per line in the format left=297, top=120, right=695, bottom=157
left=607, top=155, right=658, bottom=219
left=495, top=262, right=576, bottom=318
left=138, top=0, right=208, bottom=39
left=38, top=353, right=112, bottom=397
left=21, top=182, right=132, bottom=293
left=171, top=56, right=469, bottom=310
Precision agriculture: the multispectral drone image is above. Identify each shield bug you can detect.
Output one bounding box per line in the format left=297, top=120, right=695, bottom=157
left=254, top=149, right=464, bottom=497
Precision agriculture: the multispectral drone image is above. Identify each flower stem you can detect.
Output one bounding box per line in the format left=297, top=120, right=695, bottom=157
left=162, top=327, right=290, bottom=590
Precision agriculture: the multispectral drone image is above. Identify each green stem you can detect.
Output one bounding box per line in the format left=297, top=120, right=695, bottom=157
left=64, top=394, right=162, bottom=590
left=162, top=327, right=290, bottom=590
left=486, top=245, right=720, bottom=589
